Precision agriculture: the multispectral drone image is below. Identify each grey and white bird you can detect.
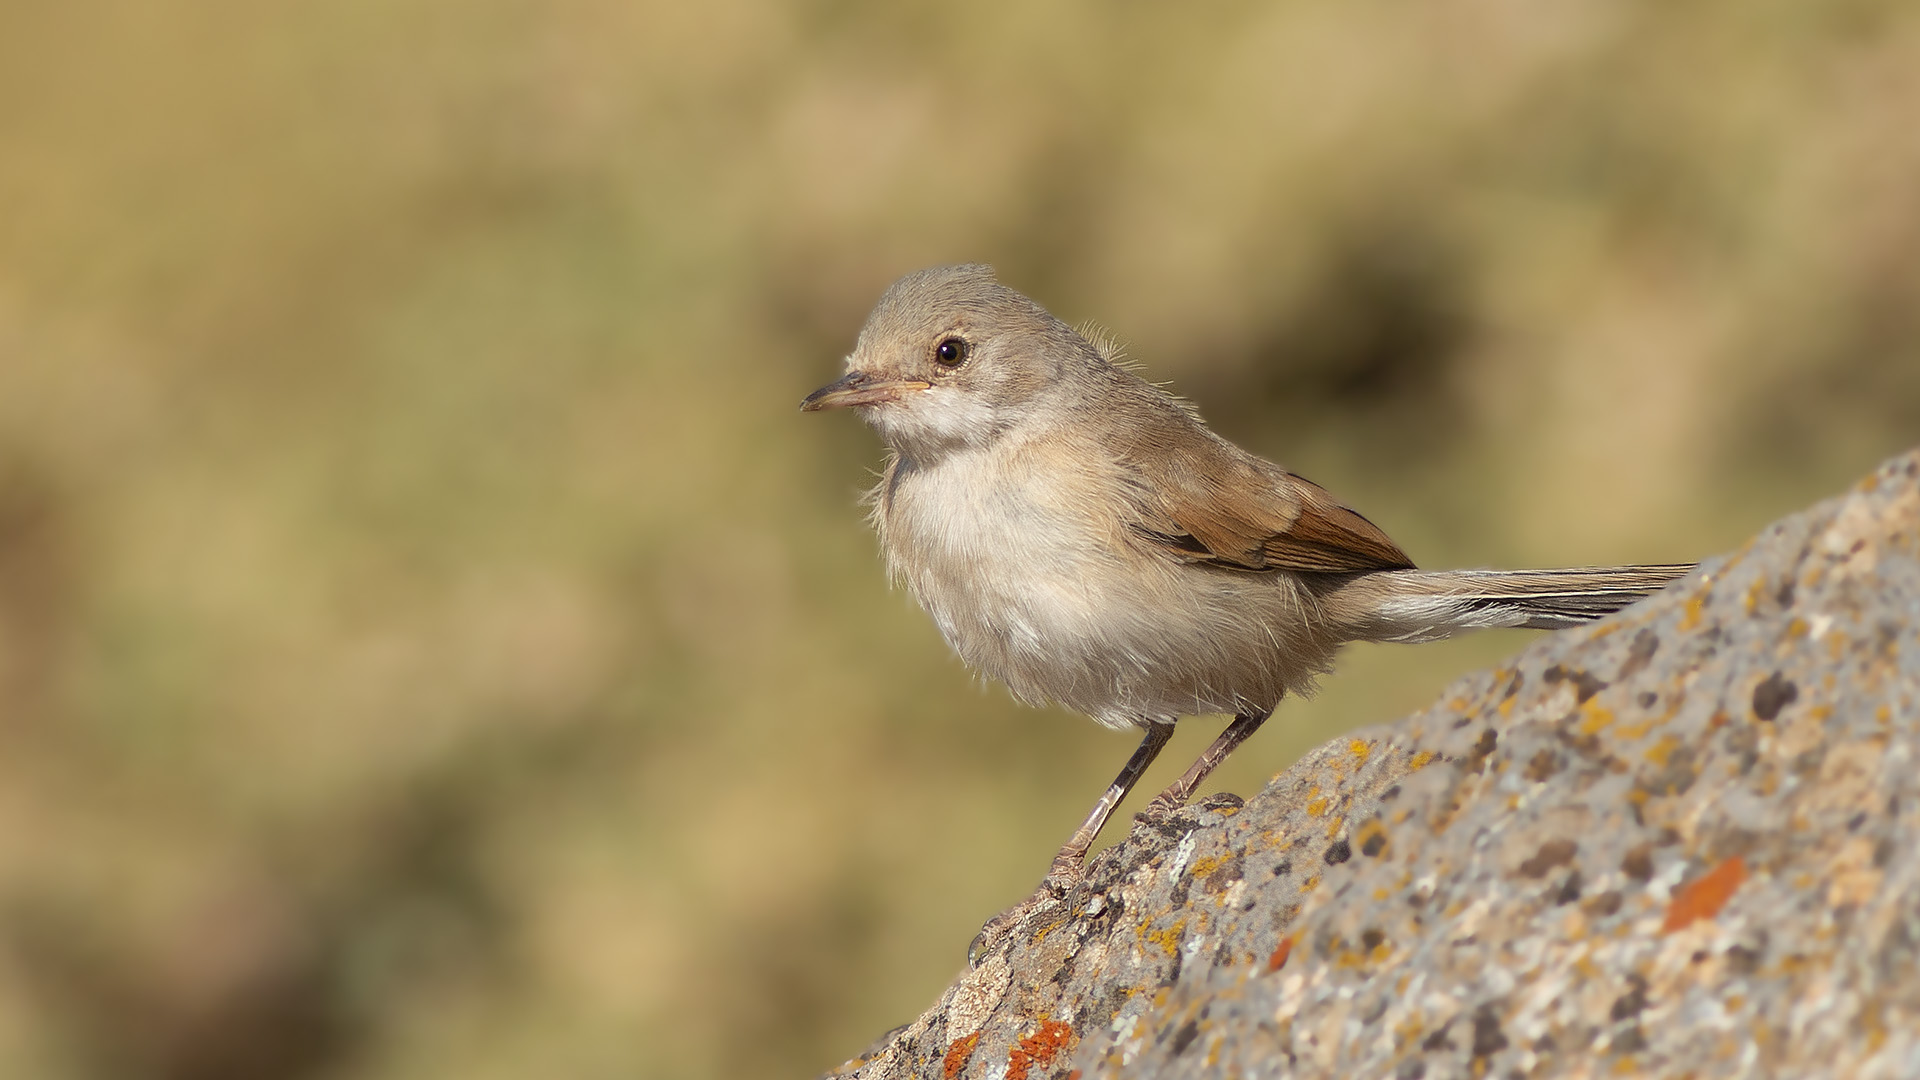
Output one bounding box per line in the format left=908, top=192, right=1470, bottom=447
left=803, top=264, right=1690, bottom=910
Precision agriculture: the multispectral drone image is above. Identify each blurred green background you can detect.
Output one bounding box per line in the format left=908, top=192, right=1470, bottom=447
left=1, top=1, right=1917, bottom=1077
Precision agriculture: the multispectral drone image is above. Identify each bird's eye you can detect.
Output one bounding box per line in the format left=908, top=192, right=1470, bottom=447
left=934, top=337, right=969, bottom=367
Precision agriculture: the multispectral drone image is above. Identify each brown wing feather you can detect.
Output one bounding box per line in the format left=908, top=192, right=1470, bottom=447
left=1117, top=423, right=1413, bottom=574
left=1263, top=475, right=1415, bottom=572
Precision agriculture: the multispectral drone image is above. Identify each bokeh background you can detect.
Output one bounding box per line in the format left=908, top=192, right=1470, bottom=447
left=1, top=1, right=1918, bottom=1077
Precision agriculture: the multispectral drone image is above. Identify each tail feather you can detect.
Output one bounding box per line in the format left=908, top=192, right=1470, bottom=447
left=1338, top=564, right=1696, bottom=643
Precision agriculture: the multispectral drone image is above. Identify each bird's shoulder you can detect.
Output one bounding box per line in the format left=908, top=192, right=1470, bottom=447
left=1085, top=381, right=1413, bottom=574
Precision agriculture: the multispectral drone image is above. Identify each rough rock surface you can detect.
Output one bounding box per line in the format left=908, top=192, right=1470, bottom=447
left=828, top=449, right=1920, bottom=1080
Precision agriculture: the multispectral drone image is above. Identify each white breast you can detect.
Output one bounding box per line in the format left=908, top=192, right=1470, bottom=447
left=873, top=439, right=1336, bottom=729
left=878, top=441, right=1125, bottom=708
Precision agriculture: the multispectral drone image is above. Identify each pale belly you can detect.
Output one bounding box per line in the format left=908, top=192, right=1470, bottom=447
left=876, top=450, right=1327, bottom=727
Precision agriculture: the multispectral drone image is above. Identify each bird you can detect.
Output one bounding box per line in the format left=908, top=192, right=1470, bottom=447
left=802, top=263, right=1691, bottom=920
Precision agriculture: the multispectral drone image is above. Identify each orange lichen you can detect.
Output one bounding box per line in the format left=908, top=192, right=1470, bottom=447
left=1187, top=854, right=1225, bottom=879
left=1662, top=857, right=1748, bottom=933
left=942, top=1032, right=980, bottom=1080
left=1614, top=718, right=1653, bottom=741
left=1006, top=1019, right=1074, bottom=1080
left=1644, top=735, right=1684, bottom=765
left=1410, top=750, right=1435, bottom=770
left=1349, top=739, right=1371, bottom=763
left=1577, top=701, right=1616, bottom=736
left=1267, top=934, right=1296, bottom=972
left=1143, top=918, right=1187, bottom=955
left=1680, top=593, right=1706, bottom=631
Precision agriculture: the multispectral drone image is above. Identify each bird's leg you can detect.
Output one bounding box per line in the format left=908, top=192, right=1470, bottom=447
left=1040, top=721, right=1176, bottom=892
left=971, top=722, right=1174, bottom=961
left=1139, top=709, right=1272, bottom=820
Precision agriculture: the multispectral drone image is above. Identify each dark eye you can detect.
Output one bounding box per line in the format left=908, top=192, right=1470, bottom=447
left=934, top=336, right=969, bottom=367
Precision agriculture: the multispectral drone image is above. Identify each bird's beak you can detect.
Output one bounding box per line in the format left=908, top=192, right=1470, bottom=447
left=800, top=371, right=932, bottom=411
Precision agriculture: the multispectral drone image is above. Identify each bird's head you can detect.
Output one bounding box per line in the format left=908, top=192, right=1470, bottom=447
left=802, top=265, right=1102, bottom=460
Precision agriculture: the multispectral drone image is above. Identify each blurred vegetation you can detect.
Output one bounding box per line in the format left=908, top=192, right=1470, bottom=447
left=0, top=1, right=1915, bottom=1077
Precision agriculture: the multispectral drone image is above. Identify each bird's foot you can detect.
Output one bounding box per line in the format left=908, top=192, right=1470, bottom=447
left=967, top=854, right=1085, bottom=966
left=1135, top=789, right=1245, bottom=830
left=1134, top=792, right=1185, bottom=825
left=1040, top=849, right=1087, bottom=896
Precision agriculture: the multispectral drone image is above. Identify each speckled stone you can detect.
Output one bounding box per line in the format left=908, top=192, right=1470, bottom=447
left=828, top=449, right=1920, bottom=1080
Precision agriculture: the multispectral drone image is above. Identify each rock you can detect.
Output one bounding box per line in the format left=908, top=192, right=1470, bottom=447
left=827, top=449, right=1920, bottom=1080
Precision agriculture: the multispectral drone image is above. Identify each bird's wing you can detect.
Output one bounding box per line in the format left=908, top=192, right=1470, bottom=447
left=1117, top=430, right=1414, bottom=574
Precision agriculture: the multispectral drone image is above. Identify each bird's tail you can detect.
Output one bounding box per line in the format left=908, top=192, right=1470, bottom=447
left=1327, top=564, right=1696, bottom=643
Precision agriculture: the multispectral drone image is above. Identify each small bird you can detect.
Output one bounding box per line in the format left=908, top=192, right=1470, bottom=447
left=803, top=264, right=1690, bottom=912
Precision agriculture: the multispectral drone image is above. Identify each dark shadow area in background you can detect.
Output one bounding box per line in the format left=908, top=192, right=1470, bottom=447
left=1189, top=224, right=1472, bottom=464
left=0, top=715, right=662, bottom=1080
